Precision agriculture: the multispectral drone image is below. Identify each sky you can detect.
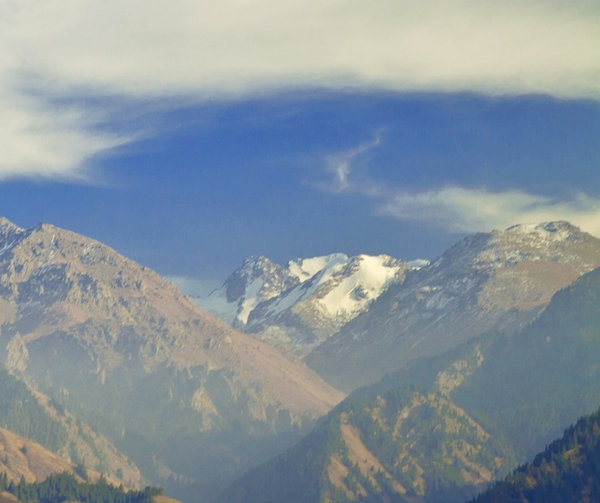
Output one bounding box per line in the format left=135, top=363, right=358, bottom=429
left=0, top=0, right=599, bottom=295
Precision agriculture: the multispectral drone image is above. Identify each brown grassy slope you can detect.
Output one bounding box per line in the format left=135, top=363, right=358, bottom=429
left=0, top=219, right=344, bottom=416
left=0, top=427, right=88, bottom=483
left=0, top=430, right=182, bottom=503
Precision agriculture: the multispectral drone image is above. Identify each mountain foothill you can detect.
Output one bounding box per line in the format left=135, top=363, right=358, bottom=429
left=0, top=217, right=600, bottom=503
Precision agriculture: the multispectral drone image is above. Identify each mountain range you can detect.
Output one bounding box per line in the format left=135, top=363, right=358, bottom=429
left=196, top=221, right=600, bottom=391
left=1, top=217, right=600, bottom=503
left=0, top=217, right=343, bottom=502
left=194, top=253, right=421, bottom=356
left=217, top=257, right=600, bottom=503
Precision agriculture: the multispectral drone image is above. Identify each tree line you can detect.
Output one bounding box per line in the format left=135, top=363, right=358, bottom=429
left=0, top=471, right=163, bottom=503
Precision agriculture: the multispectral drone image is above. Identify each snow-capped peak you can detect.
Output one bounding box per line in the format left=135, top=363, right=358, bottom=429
left=193, top=252, right=413, bottom=354
left=288, top=253, right=349, bottom=281
left=503, top=221, right=580, bottom=242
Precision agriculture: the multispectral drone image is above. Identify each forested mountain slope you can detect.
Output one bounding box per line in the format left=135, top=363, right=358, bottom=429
left=0, top=366, right=142, bottom=487
left=218, top=263, right=600, bottom=503
left=472, top=406, right=600, bottom=503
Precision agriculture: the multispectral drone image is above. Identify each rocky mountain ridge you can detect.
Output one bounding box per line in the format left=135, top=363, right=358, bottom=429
left=0, top=218, right=344, bottom=502
left=192, top=221, right=600, bottom=391
left=195, top=252, right=421, bottom=356
left=306, top=221, right=600, bottom=390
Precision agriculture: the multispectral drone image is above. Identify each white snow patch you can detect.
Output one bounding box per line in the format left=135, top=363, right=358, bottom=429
left=504, top=222, right=573, bottom=242
left=195, top=251, right=409, bottom=330
left=193, top=275, right=268, bottom=325
left=262, top=254, right=405, bottom=322
left=288, top=253, right=348, bottom=281
left=262, top=268, right=335, bottom=318
left=408, top=259, right=430, bottom=269
left=236, top=276, right=265, bottom=324
left=318, top=255, right=402, bottom=316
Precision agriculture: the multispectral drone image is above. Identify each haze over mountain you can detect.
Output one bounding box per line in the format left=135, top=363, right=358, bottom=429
left=1, top=216, right=599, bottom=503
left=0, top=218, right=344, bottom=502
left=218, top=258, right=600, bottom=503
left=0, top=360, right=143, bottom=488
left=1, top=2, right=599, bottom=502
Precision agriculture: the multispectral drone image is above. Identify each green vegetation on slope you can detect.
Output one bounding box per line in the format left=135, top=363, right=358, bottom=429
left=0, top=471, right=162, bottom=503
left=217, top=266, right=600, bottom=503
left=472, top=405, right=600, bottom=503
left=453, top=266, right=600, bottom=460
left=0, top=367, right=68, bottom=452
left=216, top=413, right=340, bottom=503
left=218, top=383, right=511, bottom=503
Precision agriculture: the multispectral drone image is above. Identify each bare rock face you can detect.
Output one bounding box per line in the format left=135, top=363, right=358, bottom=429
left=196, top=253, right=416, bottom=356
left=305, top=221, right=600, bottom=391
left=4, top=333, right=28, bottom=372
left=0, top=218, right=344, bottom=502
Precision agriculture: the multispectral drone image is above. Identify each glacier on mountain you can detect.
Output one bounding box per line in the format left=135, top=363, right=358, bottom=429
left=192, top=252, right=421, bottom=354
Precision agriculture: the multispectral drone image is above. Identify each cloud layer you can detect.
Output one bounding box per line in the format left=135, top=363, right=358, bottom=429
left=1, top=0, right=599, bottom=178
left=5, top=0, right=599, bottom=98
left=0, top=87, right=128, bottom=180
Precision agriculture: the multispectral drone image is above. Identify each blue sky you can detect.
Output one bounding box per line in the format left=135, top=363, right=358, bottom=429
left=1, top=1, right=599, bottom=292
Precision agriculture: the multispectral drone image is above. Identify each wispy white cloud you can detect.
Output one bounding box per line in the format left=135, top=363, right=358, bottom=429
left=0, top=83, right=129, bottom=180
left=1, top=0, right=599, bottom=180
left=319, top=138, right=600, bottom=237
left=379, top=187, right=600, bottom=237
left=321, top=136, right=382, bottom=193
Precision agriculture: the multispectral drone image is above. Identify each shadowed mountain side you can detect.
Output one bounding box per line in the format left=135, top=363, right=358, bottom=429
left=471, top=406, right=600, bottom=503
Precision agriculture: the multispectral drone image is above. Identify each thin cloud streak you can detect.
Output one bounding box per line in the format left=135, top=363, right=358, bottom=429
left=0, top=0, right=599, bottom=180
left=322, top=136, right=382, bottom=193
left=379, top=187, right=600, bottom=237
left=320, top=140, right=600, bottom=237
left=0, top=86, right=128, bottom=180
